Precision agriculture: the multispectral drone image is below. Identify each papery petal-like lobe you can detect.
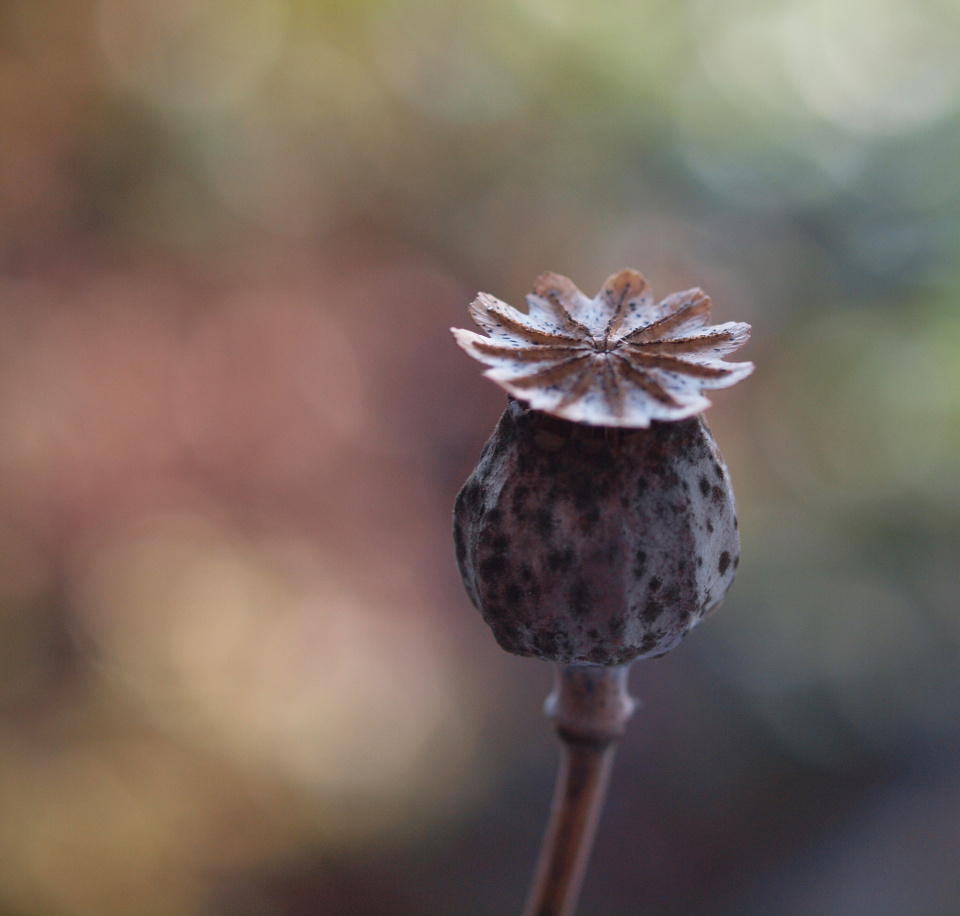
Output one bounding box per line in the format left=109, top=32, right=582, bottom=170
left=528, top=272, right=594, bottom=334
left=621, top=289, right=712, bottom=342
left=595, top=269, right=655, bottom=339
left=469, top=293, right=575, bottom=345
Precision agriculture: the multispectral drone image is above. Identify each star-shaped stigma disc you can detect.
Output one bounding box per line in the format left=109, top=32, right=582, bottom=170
left=452, top=269, right=754, bottom=427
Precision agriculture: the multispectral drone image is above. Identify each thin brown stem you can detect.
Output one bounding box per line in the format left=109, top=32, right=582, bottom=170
left=522, top=664, right=636, bottom=916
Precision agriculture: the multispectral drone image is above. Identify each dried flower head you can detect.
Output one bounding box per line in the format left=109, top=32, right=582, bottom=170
left=452, top=270, right=754, bottom=427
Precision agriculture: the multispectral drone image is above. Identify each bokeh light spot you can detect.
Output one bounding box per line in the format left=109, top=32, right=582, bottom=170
left=72, top=512, right=477, bottom=841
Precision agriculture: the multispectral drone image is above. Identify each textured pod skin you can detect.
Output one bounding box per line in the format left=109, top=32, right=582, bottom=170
left=454, top=400, right=740, bottom=665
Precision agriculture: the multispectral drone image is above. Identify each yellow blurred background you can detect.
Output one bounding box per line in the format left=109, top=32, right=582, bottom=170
left=1, top=0, right=959, bottom=913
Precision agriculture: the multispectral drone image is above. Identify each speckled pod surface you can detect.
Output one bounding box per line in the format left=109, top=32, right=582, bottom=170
left=454, top=400, right=740, bottom=665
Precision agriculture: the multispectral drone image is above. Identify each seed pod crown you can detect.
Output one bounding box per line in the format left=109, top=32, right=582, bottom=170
left=452, top=269, right=753, bottom=427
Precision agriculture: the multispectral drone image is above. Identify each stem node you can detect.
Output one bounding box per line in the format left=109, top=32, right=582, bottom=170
left=522, top=664, right=636, bottom=916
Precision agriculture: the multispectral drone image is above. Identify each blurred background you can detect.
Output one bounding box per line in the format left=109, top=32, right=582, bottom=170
left=1, top=0, right=959, bottom=913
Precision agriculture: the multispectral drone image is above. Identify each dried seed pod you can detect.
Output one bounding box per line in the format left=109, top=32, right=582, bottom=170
left=452, top=270, right=752, bottom=665
left=454, top=400, right=740, bottom=664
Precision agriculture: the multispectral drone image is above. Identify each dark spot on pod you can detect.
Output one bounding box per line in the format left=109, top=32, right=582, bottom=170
left=511, top=486, right=529, bottom=514
left=536, top=508, right=555, bottom=538
left=677, top=559, right=687, bottom=574
left=606, top=648, right=631, bottom=666
left=516, top=449, right=536, bottom=475
left=459, top=481, right=482, bottom=512
left=479, top=554, right=507, bottom=578
left=581, top=505, right=601, bottom=531
left=634, top=549, right=647, bottom=578
left=713, top=461, right=724, bottom=481
left=711, top=485, right=724, bottom=504
left=604, top=541, right=623, bottom=565
left=570, top=580, right=592, bottom=618
left=648, top=576, right=662, bottom=592
left=734, top=516, right=739, bottom=530
left=609, top=618, right=625, bottom=636
left=483, top=601, right=504, bottom=622
left=531, top=627, right=558, bottom=658
left=699, top=476, right=710, bottom=497
left=588, top=647, right=611, bottom=665
left=706, top=519, right=714, bottom=533
left=733, top=554, right=740, bottom=570
left=663, top=583, right=681, bottom=605
left=527, top=580, right=542, bottom=606
left=642, top=598, right=663, bottom=624
left=587, top=628, right=601, bottom=640
left=696, top=555, right=703, bottom=568
left=534, top=430, right=565, bottom=451
left=547, top=548, right=575, bottom=573
left=640, top=633, right=658, bottom=652
left=718, top=551, right=731, bottom=575
left=504, top=582, right=523, bottom=605
left=637, top=477, right=649, bottom=495
left=571, top=474, right=596, bottom=513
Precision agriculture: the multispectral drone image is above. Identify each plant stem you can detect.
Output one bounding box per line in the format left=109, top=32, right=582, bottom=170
left=522, top=663, right=636, bottom=916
